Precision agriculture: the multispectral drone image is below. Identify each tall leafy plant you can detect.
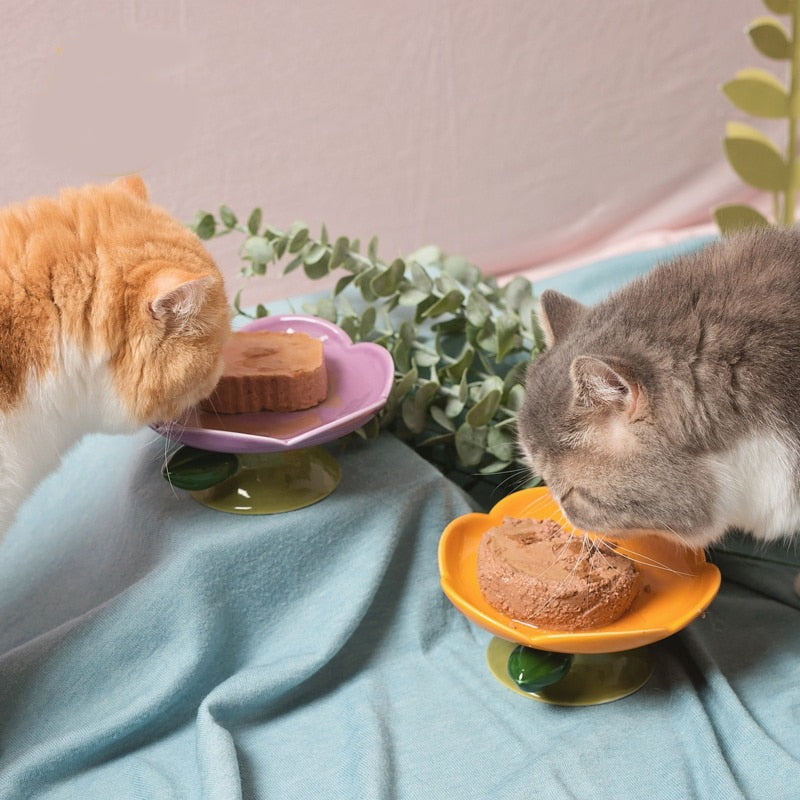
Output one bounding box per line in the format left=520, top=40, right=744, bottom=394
left=715, top=0, right=800, bottom=232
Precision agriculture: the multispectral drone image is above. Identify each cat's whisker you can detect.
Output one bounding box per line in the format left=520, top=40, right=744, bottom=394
left=516, top=492, right=563, bottom=519
left=610, top=545, right=693, bottom=577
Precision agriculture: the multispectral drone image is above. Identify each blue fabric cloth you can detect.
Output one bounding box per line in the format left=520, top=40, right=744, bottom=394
left=1, top=238, right=799, bottom=800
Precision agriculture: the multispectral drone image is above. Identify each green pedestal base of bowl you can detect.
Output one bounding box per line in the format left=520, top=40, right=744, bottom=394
left=486, top=637, right=654, bottom=706
left=189, top=447, right=341, bottom=514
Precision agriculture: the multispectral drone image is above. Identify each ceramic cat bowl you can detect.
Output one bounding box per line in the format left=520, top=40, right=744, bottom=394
left=156, top=314, right=394, bottom=514
left=438, top=486, right=721, bottom=704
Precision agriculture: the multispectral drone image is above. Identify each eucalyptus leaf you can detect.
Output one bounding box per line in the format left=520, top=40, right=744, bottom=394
left=413, top=348, right=440, bottom=368
left=502, top=276, right=533, bottom=312
left=368, top=235, right=380, bottom=261
left=219, top=205, right=237, bottom=228
left=458, top=370, right=469, bottom=403
left=401, top=396, right=427, bottom=434
left=478, top=375, right=505, bottom=399
left=410, top=261, right=434, bottom=293
left=466, top=389, right=501, bottom=427
left=415, top=381, right=440, bottom=408
left=303, top=297, right=337, bottom=322
left=479, top=459, right=513, bottom=475
left=398, top=320, right=416, bottom=347
left=359, top=306, right=377, bottom=340
left=455, top=423, right=487, bottom=467
left=232, top=288, right=245, bottom=316
left=334, top=273, right=357, bottom=296
left=465, top=290, right=491, bottom=327
left=243, top=235, right=274, bottom=265
left=339, top=316, right=359, bottom=341
left=304, top=256, right=331, bottom=280
left=435, top=273, right=461, bottom=296
left=495, top=312, right=520, bottom=361
left=329, top=236, right=351, bottom=270
left=371, top=258, right=405, bottom=296
left=288, top=223, right=310, bottom=254
left=423, top=289, right=465, bottom=319
left=414, top=295, right=439, bottom=323
left=476, top=321, right=497, bottom=354
left=357, top=416, right=381, bottom=440
left=445, top=395, right=465, bottom=418
left=505, top=383, right=526, bottom=413
left=441, top=344, right=474, bottom=383
left=247, top=208, right=262, bottom=235
left=398, top=287, right=430, bottom=306
left=304, top=243, right=329, bottom=265
left=193, top=211, right=216, bottom=240
left=273, top=236, right=288, bottom=260
left=407, top=244, right=442, bottom=266
left=430, top=404, right=456, bottom=431
left=487, top=426, right=514, bottom=461
left=443, top=255, right=480, bottom=287
left=393, top=338, right=411, bottom=373
left=283, top=255, right=304, bottom=275
left=529, top=311, right=546, bottom=352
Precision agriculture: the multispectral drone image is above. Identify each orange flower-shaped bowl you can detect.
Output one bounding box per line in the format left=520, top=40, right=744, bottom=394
left=438, top=487, right=721, bottom=654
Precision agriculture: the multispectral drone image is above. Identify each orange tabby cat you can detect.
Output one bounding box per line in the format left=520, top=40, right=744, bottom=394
left=0, top=176, right=230, bottom=538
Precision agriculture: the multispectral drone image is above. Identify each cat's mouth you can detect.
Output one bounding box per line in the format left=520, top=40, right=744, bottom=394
left=555, top=488, right=689, bottom=544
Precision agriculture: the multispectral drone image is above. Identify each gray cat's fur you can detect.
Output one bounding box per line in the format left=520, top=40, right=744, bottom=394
left=517, top=227, right=800, bottom=550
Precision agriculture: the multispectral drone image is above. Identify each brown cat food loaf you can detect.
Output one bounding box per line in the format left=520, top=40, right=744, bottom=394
left=201, top=330, right=327, bottom=413
left=477, top=517, right=639, bottom=631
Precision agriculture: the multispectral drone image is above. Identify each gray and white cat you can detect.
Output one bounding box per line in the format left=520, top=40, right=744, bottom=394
left=517, top=227, right=800, bottom=558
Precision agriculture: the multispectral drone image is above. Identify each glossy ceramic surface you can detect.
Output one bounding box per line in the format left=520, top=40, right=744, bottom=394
left=486, top=637, right=655, bottom=705
left=438, top=486, right=721, bottom=654
left=153, top=315, right=395, bottom=453
left=190, top=448, right=341, bottom=514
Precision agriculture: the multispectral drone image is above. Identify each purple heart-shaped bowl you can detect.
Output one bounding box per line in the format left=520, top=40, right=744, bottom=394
left=153, top=314, right=395, bottom=453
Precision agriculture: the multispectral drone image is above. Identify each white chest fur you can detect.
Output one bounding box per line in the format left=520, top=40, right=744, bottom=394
left=706, top=430, right=800, bottom=544
left=0, top=342, right=131, bottom=539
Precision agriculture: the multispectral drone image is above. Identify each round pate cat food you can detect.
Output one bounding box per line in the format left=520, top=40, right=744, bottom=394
left=476, top=517, right=640, bottom=631
left=200, top=330, right=328, bottom=414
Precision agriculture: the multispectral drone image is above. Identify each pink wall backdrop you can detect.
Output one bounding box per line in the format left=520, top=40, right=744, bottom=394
left=0, top=1, right=781, bottom=301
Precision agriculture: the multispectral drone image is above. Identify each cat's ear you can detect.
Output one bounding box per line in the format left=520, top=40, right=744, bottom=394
left=113, top=175, right=149, bottom=201
left=570, top=355, right=646, bottom=420
left=147, top=269, right=213, bottom=325
left=539, top=290, right=587, bottom=347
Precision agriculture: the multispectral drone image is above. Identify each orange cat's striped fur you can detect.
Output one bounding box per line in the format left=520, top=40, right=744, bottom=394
left=0, top=176, right=230, bottom=537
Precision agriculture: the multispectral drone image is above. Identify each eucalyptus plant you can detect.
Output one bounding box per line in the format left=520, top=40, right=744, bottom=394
left=191, top=207, right=545, bottom=495
left=715, top=0, right=800, bottom=232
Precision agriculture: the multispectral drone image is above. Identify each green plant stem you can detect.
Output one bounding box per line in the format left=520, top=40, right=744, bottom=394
left=786, top=6, right=800, bottom=225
